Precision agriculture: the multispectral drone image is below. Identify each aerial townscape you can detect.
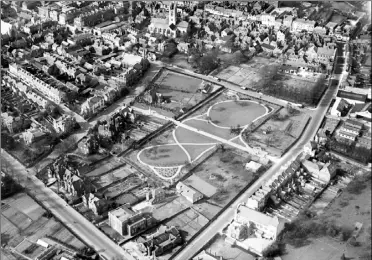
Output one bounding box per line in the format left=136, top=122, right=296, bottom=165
left=1, top=1, right=371, bottom=260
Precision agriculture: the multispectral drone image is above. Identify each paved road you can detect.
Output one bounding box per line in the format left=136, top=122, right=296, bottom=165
left=33, top=63, right=162, bottom=170
left=173, top=43, right=348, bottom=260
left=1, top=150, right=134, bottom=260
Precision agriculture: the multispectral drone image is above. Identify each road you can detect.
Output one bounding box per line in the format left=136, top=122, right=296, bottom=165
left=33, top=63, right=162, bottom=170
left=173, top=42, right=348, bottom=260
left=1, top=150, right=135, bottom=260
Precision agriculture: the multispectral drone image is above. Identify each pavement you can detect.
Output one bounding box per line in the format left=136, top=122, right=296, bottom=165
left=1, top=150, right=135, bottom=260
left=173, top=42, right=348, bottom=260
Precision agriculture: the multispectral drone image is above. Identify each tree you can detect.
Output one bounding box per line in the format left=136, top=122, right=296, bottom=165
left=198, top=54, right=219, bottom=74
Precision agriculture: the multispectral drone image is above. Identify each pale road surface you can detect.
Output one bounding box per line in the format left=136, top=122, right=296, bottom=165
left=173, top=42, right=348, bottom=260
left=1, top=150, right=135, bottom=260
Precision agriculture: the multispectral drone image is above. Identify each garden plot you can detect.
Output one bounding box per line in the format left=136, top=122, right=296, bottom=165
left=101, top=175, right=143, bottom=199
left=115, top=193, right=140, bottom=206
left=192, top=148, right=257, bottom=207
left=165, top=208, right=209, bottom=242
left=133, top=70, right=217, bottom=117
left=93, top=165, right=137, bottom=189
left=85, top=157, right=125, bottom=177
left=15, top=240, right=46, bottom=260
left=247, top=108, right=310, bottom=157
left=151, top=195, right=191, bottom=221
left=217, top=57, right=280, bottom=89
left=1, top=192, right=86, bottom=254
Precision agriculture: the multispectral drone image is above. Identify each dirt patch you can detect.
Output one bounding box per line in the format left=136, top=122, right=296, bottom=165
left=193, top=149, right=255, bottom=207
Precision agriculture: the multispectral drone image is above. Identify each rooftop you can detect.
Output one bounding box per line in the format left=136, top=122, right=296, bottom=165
left=110, top=206, right=134, bottom=222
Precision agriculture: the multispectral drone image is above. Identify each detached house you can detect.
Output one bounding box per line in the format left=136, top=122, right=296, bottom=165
left=176, top=182, right=203, bottom=204
left=137, top=225, right=182, bottom=257
left=83, top=193, right=110, bottom=215
left=81, top=95, right=105, bottom=117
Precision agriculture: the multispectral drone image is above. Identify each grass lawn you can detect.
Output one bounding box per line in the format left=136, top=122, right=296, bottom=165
left=183, top=119, right=231, bottom=140
left=175, top=126, right=216, bottom=144
left=182, top=144, right=215, bottom=162
left=209, top=100, right=267, bottom=128
left=157, top=71, right=203, bottom=92
left=247, top=108, right=309, bottom=157
left=139, top=144, right=189, bottom=167
left=192, top=148, right=254, bottom=207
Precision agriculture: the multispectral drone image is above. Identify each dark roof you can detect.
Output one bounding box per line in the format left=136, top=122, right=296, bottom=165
left=337, top=90, right=367, bottom=102
left=169, top=24, right=177, bottom=31
left=261, top=43, right=275, bottom=50
left=345, top=118, right=364, bottom=129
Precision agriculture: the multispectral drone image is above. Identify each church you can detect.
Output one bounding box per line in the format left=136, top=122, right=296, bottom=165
left=148, top=2, right=189, bottom=38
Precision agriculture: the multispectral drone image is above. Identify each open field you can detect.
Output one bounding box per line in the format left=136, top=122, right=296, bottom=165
left=134, top=70, right=218, bottom=117
left=217, top=56, right=328, bottom=106
left=216, top=56, right=280, bottom=89
left=283, top=168, right=371, bottom=260
left=1, top=192, right=86, bottom=259
left=191, top=148, right=258, bottom=207
left=246, top=107, right=310, bottom=157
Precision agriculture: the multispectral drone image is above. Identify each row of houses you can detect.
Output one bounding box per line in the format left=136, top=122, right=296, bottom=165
left=9, top=63, right=67, bottom=104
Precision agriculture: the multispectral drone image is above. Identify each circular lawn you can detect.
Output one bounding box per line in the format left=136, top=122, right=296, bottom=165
left=209, top=100, right=267, bottom=128
left=138, top=144, right=189, bottom=167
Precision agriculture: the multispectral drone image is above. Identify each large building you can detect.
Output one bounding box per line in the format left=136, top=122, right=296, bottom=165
left=108, top=206, right=156, bottom=236
left=137, top=225, right=182, bottom=257
left=148, top=2, right=188, bottom=38
left=228, top=204, right=285, bottom=241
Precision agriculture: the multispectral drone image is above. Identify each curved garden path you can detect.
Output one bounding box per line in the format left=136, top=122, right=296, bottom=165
left=136, top=100, right=269, bottom=180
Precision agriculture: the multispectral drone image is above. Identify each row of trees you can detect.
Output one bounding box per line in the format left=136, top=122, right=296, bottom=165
left=327, top=139, right=372, bottom=164
left=263, top=77, right=326, bottom=106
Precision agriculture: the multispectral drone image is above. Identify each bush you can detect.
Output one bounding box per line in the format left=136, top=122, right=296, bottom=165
left=262, top=241, right=286, bottom=257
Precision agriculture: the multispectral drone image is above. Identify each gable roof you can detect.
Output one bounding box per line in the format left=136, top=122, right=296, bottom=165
left=237, top=205, right=280, bottom=228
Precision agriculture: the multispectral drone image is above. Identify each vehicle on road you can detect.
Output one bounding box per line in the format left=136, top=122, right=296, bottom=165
left=241, top=86, right=248, bottom=90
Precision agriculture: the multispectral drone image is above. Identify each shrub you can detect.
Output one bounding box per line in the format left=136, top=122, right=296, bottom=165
left=262, top=241, right=286, bottom=257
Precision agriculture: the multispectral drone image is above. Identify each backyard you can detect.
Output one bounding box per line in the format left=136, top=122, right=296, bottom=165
left=1, top=192, right=86, bottom=260
left=201, top=234, right=256, bottom=260
left=282, top=167, right=371, bottom=260
left=191, top=148, right=260, bottom=207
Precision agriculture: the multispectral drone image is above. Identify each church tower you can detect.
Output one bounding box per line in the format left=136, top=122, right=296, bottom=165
left=168, top=1, right=176, bottom=25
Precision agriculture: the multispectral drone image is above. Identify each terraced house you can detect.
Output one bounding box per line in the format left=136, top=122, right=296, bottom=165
left=9, top=63, right=66, bottom=104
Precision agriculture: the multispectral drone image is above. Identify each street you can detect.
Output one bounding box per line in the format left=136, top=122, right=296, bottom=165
left=1, top=150, right=135, bottom=260
left=173, top=42, right=348, bottom=260
left=2, top=41, right=348, bottom=260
